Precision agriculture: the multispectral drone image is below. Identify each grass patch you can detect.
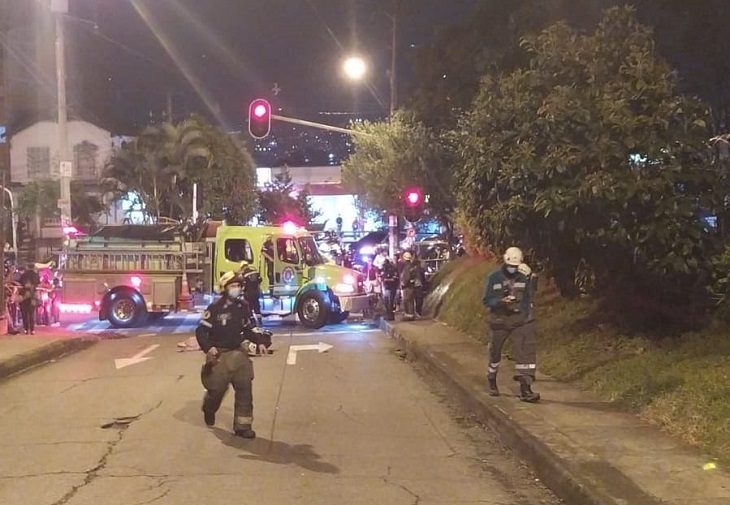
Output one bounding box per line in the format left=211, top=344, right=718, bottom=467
left=427, top=257, right=730, bottom=465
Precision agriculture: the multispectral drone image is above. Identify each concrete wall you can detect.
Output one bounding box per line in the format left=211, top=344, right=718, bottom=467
left=10, top=120, right=113, bottom=184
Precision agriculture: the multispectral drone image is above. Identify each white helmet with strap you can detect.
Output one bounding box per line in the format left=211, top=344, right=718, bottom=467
left=503, top=246, right=523, bottom=266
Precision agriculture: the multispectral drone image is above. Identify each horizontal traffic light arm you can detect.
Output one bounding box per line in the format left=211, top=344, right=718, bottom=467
left=271, top=114, right=373, bottom=138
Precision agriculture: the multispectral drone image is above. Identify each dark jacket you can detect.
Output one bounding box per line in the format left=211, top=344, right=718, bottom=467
left=381, top=260, right=399, bottom=290
left=195, top=296, right=258, bottom=353
left=482, top=266, right=534, bottom=326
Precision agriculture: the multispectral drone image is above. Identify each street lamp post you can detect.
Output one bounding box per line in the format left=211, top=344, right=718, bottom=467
left=51, top=0, right=72, bottom=231
left=0, top=186, right=18, bottom=254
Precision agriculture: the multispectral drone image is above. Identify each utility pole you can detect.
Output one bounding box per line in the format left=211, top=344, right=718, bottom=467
left=52, top=0, right=72, bottom=231
left=389, top=0, right=398, bottom=116
left=387, top=0, right=400, bottom=258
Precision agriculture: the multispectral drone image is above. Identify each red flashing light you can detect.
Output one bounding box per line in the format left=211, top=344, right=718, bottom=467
left=130, top=276, right=142, bottom=289
left=282, top=221, right=298, bottom=234
left=253, top=104, right=268, bottom=118
left=248, top=98, right=272, bottom=139
left=404, top=189, right=422, bottom=207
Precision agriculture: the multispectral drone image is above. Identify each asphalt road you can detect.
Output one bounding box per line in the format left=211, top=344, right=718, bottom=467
left=63, top=312, right=377, bottom=338
left=0, top=325, right=560, bottom=505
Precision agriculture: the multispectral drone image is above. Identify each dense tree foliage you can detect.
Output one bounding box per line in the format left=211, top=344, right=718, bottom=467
left=453, top=7, right=726, bottom=325
left=255, top=168, right=319, bottom=227
left=17, top=180, right=106, bottom=229
left=103, top=116, right=257, bottom=224
left=342, top=112, right=453, bottom=228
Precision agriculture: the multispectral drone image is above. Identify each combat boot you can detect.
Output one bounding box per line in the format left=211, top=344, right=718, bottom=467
left=202, top=409, right=215, bottom=427
left=235, top=426, right=256, bottom=439
left=518, top=376, right=540, bottom=403
left=487, top=374, right=499, bottom=396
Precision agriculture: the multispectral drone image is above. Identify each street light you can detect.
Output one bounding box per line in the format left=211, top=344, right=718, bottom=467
left=342, top=56, right=367, bottom=81
left=0, top=186, right=18, bottom=255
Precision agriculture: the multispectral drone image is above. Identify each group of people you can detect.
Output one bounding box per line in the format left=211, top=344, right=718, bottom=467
left=4, top=262, right=61, bottom=335
left=194, top=243, right=543, bottom=441
left=368, top=248, right=427, bottom=321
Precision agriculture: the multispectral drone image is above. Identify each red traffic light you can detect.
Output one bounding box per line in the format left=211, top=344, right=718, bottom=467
left=248, top=98, right=271, bottom=139
left=404, top=189, right=422, bottom=207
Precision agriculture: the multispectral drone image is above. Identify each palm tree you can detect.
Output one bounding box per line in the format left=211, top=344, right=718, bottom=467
left=103, top=120, right=210, bottom=222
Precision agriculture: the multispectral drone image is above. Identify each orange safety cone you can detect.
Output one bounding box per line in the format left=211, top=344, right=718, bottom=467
left=178, top=274, right=194, bottom=311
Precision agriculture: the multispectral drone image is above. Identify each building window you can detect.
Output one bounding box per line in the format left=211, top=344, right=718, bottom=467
left=27, top=146, right=50, bottom=177
left=73, top=141, right=98, bottom=179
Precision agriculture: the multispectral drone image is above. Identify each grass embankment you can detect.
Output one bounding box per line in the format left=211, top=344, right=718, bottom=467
left=426, top=258, right=730, bottom=465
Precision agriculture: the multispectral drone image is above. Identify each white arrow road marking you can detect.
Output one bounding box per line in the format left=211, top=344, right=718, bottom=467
left=115, top=344, right=160, bottom=369
left=286, top=342, right=334, bottom=365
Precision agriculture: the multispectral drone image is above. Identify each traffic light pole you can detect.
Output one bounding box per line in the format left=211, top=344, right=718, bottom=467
left=270, top=114, right=373, bottom=138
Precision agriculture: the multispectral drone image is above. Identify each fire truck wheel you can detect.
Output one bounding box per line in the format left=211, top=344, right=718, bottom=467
left=329, top=311, right=349, bottom=324
left=108, top=294, right=145, bottom=328
left=297, top=291, right=329, bottom=329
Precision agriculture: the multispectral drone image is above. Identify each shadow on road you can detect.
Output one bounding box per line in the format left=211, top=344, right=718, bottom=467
left=173, top=400, right=339, bottom=475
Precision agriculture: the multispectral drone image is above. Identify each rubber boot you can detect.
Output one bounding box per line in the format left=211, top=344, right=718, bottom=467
left=518, top=375, right=540, bottom=403
left=487, top=374, right=499, bottom=397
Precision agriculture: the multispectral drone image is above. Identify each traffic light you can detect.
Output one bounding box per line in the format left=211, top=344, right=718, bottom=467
left=403, top=188, right=424, bottom=223
left=248, top=98, right=271, bottom=139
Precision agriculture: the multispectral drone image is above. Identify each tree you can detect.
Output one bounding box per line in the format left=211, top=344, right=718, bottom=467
left=191, top=121, right=258, bottom=224
left=342, top=112, right=453, bottom=229
left=256, top=168, right=319, bottom=226
left=103, top=116, right=256, bottom=224
left=103, top=121, right=207, bottom=222
left=454, top=7, right=724, bottom=321
left=17, top=180, right=106, bottom=231
left=408, top=0, right=611, bottom=130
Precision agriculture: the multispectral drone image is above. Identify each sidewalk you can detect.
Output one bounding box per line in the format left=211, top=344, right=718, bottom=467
left=382, top=318, right=730, bottom=505
left=0, top=326, right=98, bottom=381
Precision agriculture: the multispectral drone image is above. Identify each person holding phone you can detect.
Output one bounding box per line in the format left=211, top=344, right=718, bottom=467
left=482, top=247, right=540, bottom=402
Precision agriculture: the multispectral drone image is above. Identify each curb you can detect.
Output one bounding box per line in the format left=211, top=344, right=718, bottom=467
left=380, top=319, right=620, bottom=505
left=0, top=337, right=99, bottom=381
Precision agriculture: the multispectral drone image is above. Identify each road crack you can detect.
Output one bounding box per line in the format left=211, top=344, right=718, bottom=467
left=382, top=466, right=421, bottom=505
left=50, top=401, right=163, bottom=505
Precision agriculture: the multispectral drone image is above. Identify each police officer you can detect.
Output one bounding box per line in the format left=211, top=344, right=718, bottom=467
left=482, top=247, right=540, bottom=403
left=195, top=272, right=269, bottom=438
left=238, top=261, right=263, bottom=327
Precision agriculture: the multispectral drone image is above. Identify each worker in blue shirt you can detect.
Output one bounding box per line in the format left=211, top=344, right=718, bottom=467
left=482, top=247, right=539, bottom=402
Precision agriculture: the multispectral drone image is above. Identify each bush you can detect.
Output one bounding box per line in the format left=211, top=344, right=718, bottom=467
left=428, top=257, right=730, bottom=465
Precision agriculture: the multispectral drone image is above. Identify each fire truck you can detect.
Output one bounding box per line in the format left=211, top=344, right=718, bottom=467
left=60, top=221, right=370, bottom=329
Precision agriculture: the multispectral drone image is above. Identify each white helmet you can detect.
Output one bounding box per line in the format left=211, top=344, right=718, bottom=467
left=517, top=263, right=532, bottom=276
left=503, top=246, right=523, bottom=266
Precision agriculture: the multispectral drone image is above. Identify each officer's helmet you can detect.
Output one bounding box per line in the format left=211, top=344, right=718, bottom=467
left=503, top=247, right=523, bottom=266
left=219, top=271, right=243, bottom=291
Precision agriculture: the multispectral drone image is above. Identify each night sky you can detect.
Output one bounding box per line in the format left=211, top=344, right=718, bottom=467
left=60, top=0, right=476, bottom=133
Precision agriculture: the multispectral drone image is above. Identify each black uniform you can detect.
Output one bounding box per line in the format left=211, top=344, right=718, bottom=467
left=381, top=259, right=399, bottom=321
left=18, top=268, right=39, bottom=334
left=240, top=266, right=263, bottom=319
left=195, top=296, right=268, bottom=432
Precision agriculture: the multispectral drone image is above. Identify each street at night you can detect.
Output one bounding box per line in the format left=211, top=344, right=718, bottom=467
left=0, top=323, right=559, bottom=505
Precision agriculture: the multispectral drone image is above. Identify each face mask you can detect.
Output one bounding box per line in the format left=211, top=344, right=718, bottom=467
left=227, top=287, right=242, bottom=299
left=506, top=266, right=518, bottom=274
